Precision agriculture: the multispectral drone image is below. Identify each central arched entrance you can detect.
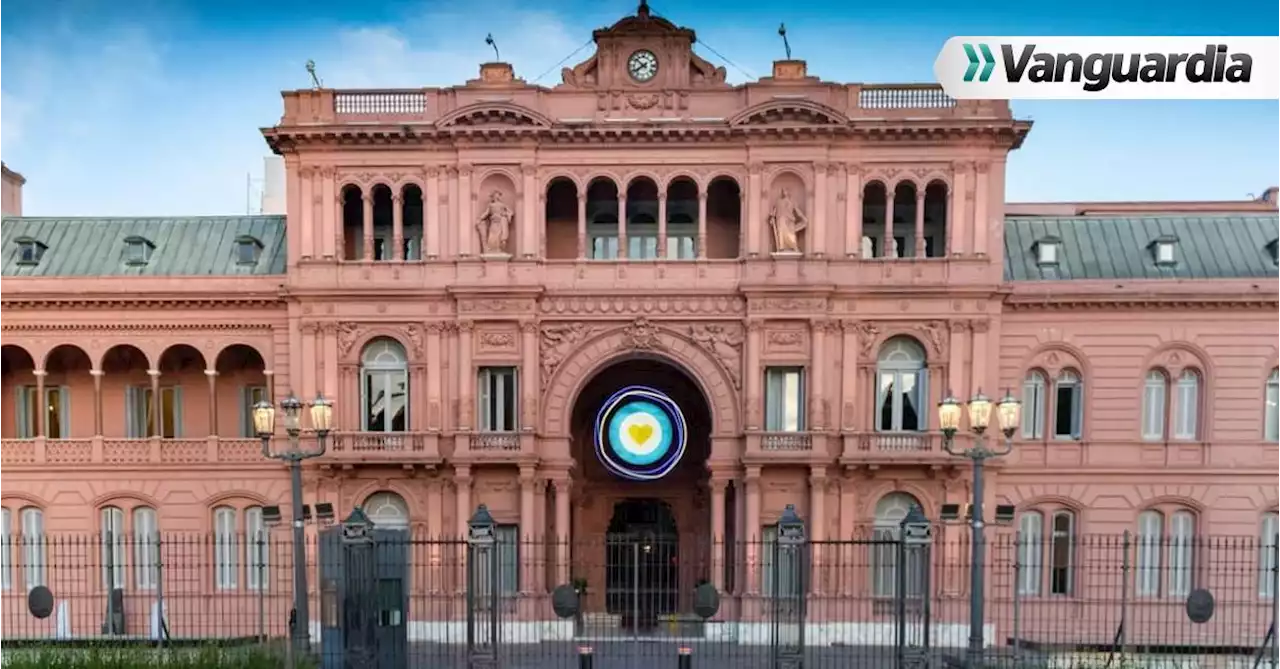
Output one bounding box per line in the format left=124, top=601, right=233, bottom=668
left=570, top=355, right=713, bottom=635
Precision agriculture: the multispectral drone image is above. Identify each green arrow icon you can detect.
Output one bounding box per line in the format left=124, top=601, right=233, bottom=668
left=962, top=43, right=996, bottom=82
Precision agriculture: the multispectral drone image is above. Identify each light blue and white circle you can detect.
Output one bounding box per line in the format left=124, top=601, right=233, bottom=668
left=607, top=400, right=672, bottom=466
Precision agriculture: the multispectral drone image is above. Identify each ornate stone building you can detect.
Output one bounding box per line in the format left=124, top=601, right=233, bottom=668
left=1, top=1, right=1277, bottom=642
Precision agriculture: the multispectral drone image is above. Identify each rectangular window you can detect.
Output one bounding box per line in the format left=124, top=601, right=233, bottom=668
left=1142, top=375, right=1166, bottom=441
left=245, top=507, right=269, bottom=592
left=21, top=509, right=45, bottom=591
left=1017, top=513, right=1043, bottom=596
left=496, top=524, right=519, bottom=596
left=1052, top=376, right=1082, bottom=439
left=590, top=236, right=618, bottom=259
left=127, top=386, right=183, bottom=438
left=1260, top=513, right=1278, bottom=599
left=666, top=236, right=696, bottom=260
left=133, top=508, right=159, bottom=590
left=214, top=508, right=238, bottom=590
left=764, top=367, right=805, bottom=432
left=13, top=386, right=69, bottom=439
left=1173, top=375, right=1198, bottom=440
left=241, top=386, right=269, bottom=438
left=1021, top=376, right=1045, bottom=439
left=1050, top=513, right=1074, bottom=595
left=478, top=367, right=517, bottom=432
left=1266, top=377, right=1279, bottom=442
left=100, top=507, right=126, bottom=590
left=628, top=235, right=659, bottom=259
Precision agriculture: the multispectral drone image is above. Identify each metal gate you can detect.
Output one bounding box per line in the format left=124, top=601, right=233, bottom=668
left=319, top=508, right=410, bottom=669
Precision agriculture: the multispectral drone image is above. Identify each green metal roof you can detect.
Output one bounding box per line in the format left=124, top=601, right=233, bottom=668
left=1, top=216, right=286, bottom=277
left=1004, top=214, right=1280, bottom=281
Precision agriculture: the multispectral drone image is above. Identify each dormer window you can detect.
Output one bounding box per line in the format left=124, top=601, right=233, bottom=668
left=1150, top=235, right=1178, bottom=267
left=123, top=236, right=155, bottom=266
left=14, top=237, right=46, bottom=266
left=235, top=236, right=263, bottom=265
left=1268, top=239, right=1279, bottom=266
left=1034, top=236, right=1061, bottom=266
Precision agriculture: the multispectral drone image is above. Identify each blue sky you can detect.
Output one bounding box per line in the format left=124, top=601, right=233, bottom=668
left=2, top=0, right=1277, bottom=217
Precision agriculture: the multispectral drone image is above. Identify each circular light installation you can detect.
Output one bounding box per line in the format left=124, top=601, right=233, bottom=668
left=594, top=385, right=687, bottom=481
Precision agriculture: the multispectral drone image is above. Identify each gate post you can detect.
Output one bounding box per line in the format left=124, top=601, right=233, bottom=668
left=467, top=505, right=499, bottom=668
left=772, top=504, right=806, bottom=669
left=895, top=505, right=933, bottom=669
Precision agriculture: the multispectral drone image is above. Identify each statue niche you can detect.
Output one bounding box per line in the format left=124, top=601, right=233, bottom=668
left=476, top=189, right=514, bottom=256
left=768, top=187, right=808, bottom=254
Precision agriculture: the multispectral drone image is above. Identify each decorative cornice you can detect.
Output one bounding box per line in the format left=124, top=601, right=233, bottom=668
left=1004, top=295, right=1279, bottom=311
left=1, top=322, right=273, bottom=332
left=1, top=296, right=283, bottom=310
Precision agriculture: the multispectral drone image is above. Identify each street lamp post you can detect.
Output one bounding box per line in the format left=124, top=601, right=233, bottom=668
left=937, top=389, right=1020, bottom=669
left=253, top=391, right=333, bottom=658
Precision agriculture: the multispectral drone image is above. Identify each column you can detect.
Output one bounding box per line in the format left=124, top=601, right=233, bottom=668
left=710, top=478, right=727, bottom=591
left=949, top=321, right=968, bottom=401
left=205, top=370, right=218, bottom=436
left=811, top=163, right=827, bottom=256
left=519, top=466, right=536, bottom=591
left=458, top=166, right=473, bottom=257
left=745, top=319, right=762, bottom=430
left=881, top=187, right=895, bottom=259
left=444, top=167, right=458, bottom=257
left=576, top=193, right=587, bottom=259
left=838, top=476, right=857, bottom=593
left=427, top=481, right=443, bottom=587
left=746, top=164, right=762, bottom=256
left=300, top=168, right=314, bottom=260
left=948, top=163, right=965, bottom=256
left=33, top=369, right=46, bottom=437
left=969, top=319, right=990, bottom=398
left=334, top=192, right=346, bottom=261
left=148, top=369, right=161, bottom=437
left=845, top=164, right=863, bottom=257
left=91, top=369, right=104, bottom=436
left=657, top=192, right=668, bottom=259
left=301, top=325, right=316, bottom=401
left=744, top=467, right=762, bottom=592
left=809, top=466, right=827, bottom=593
left=425, top=168, right=441, bottom=259
left=455, top=466, right=472, bottom=537
left=840, top=320, right=859, bottom=431
left=427, top=324, right=443, bottom=430
left=321, top=169, right=337, bottom=260
left=521, top=165, right=537, bottom=258
left=914, top=188, right=926, bottom=257
left=616, top=193, right=628, bottom=259
left=520, top=320, right=538, bottom=431
left=457, top=320, right=474, bottom=429
left=973, top=163, right=991, bottom=256
left=392, top=193, right=404, bottom=261
left=696, top=190, right=708, bottom=259
left=361, top=193, right=374, bottom=261
left=553, top=478, right=571, bottom=585
left=810, top=318, right=827, bottom=430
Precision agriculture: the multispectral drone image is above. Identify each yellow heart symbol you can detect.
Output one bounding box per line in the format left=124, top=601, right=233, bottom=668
left=628, top=424, right=653, bottom=445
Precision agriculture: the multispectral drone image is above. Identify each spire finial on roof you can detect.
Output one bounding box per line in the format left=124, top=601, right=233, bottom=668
left=637, top=0, right=650, bottom=18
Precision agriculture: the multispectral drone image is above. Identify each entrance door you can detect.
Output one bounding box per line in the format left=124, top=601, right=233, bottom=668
left=605, top=499, right=679, bottom=633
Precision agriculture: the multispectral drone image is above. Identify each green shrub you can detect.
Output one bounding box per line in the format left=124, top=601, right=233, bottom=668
left=1, top=645, right=316, bottom=669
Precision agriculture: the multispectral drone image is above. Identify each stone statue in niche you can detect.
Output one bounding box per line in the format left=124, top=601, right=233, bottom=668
left=476, top=190, right=513, bottom=255
left=767, top=187, right=808, bottom=253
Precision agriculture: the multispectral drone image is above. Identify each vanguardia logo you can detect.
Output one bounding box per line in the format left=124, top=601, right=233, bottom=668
left=937, top=36, right=1277, bottom=100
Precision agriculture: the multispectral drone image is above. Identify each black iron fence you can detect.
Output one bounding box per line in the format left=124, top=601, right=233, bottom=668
left=2, top=525, right=1276, bottom=669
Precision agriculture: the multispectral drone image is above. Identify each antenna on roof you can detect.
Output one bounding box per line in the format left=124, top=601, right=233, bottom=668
left=778, top=23, right=792, bottom=60
left=485, top=34, right=501, bottom=62
left=305, top=60, right=322, bottom=89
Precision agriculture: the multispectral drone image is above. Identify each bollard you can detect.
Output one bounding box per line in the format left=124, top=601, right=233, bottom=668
left=578, top=645, right=594, bottom=669
left=677, top=646, right=693, bottom=669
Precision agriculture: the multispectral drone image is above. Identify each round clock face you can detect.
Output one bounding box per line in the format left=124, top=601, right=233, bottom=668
left=628, top=50, right=658, bottom=82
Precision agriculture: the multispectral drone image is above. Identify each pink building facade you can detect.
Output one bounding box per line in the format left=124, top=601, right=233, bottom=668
left=2, top=3, right=1278, bottom=646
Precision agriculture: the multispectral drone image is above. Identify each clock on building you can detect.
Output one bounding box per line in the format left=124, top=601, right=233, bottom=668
left=627, top=49, right=658, bottom=82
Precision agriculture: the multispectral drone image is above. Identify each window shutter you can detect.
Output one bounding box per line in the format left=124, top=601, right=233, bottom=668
left=15, top=387, right=30, bottom=439
left=125, top=387, right=139, bottom=438
left=1071, top=383, right=1084, bottom=438
left=237, top=386, right=248, bottom=438
left=478, top=370, right=491, bottom=431
left=59, top=387, right=71, bottom=438
left=173, top=387, right=185, bottom=438
left=918, top=369, right=929, bottom=432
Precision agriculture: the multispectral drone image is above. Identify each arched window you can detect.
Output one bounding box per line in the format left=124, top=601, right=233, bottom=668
left=20, top=507, right=44, bottom=590
left=1049, top=511, right=1075, bottom=595
left=1141, top=370, right=1168, bottom=441
left=361, top=339, right=409, bottom=433
left=876, top=338, right=927, bottom=432
left=871, top=492, right=925, bottom=597
left=133, top=507, right=158, bottom=590
left=1, top=508, right=11, bottom=591
left=100, top=506, right=125, bottom=590
left=1017, top=511, right=1044, bottom=595
left=244, top=507, right=269, bottom=591
left=213, top=506, right=238, bottom=590
left=1021, top=371, right=1047, bottom=439
left=363, top=491, right=410, bottom=529
left=1052, top=370, right=1083, bottom=439
left=1265, top=369, right=1278, bottom=442
left=1136, top=508, right=1196, bottom=597
left=1172, top=370, right=1200, bottom=440
left=1259, top=511, right=1277, bottom=599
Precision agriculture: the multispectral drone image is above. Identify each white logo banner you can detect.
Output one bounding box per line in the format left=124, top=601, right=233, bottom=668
left=934, top=36, right=1280, bottom=99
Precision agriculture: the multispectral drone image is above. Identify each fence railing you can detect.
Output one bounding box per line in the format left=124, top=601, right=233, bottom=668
left=2, top=531, right=1275, bottom=668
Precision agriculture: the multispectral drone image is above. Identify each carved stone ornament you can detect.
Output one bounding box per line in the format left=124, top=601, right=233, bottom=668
left=754, top=297, right=826, bottom=313
left=766, top=330, right=804, bottom=348
left=476, top=190, right=514, bottom=255
left=856, top=322, right=882, bottom=360
left=337, top=322, right=362, bottom=357
left=621, top=318, right=663, bottom=351
left=688, top=323, right=745, bottom=390
left=917, top=320, right=948, bottom=358
left=767, top=187, right=809, bottom=253
left=478, top=330, right=517, bottom=350
left=539, top=295, right=744, bottom=316
left=404, top=325, right=425, bottom=358
left=539, top=323, right=597, bottom=392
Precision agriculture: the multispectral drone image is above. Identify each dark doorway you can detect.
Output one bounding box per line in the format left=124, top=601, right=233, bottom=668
left=605, top=498, right=679, bottom=632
